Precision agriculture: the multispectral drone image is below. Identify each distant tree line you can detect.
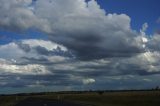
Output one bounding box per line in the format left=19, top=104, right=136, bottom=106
left=1, top=86, right=160, bottom=96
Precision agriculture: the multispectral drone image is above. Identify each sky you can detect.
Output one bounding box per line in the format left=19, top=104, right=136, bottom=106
left=0, top=0, right=160, bottom=94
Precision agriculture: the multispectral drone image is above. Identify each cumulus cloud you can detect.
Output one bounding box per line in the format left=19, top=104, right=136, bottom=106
left=0, top=0, right=146, bottom=60
left=0, top=0, right=51, bottom=32
left=44, top=0, right=145, bottom=60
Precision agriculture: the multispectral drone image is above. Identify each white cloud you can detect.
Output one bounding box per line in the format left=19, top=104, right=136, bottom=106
left=0, top=0, right=51, bottom=32
left=147, top=33, right=160, bottom=51
left=21, top=39, right=67, bottom=51
left=0, top=39, right=67, bottom=60
left=140, top=23, right=148, bottom=36
left=0, top=42, right=25, bottom=59
left=82, top=78, right=95, bottom=85
left=0, top=59, right=51, bottom=75
left=0, top=39, right=70, bottom=75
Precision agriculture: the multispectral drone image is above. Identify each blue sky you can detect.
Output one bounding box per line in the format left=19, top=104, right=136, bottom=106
left=0, top=29, right=47, bottom=44
left=97, top=0, right=160, bottom=34
left=0, top=0, right=160, bottom=94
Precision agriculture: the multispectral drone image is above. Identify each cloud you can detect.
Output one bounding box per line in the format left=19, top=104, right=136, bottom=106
left=2, top=45, right=160, bottom=77
left=0, top=0, right=160, bottom=92
left=0, top=58, right=51, bottom=75
left=82, top=78, right=95, bottom=85
left=0, top=42, right=25, bottom=59
left=0, top=0, right=51, bottom=32
left=0, top=40, right=160, bottom=91
left=45, top=0, right=144, bottom=60
left=0, top=38, right=160, bottom=89
left=16, top=42, right=31, bottom=52
left=0, top=0, right=146, bottom=60
left=140, top=23, right=148, bottom=36
left=147, top=34, right=160, bottom=51
left=0, top=39, right=72, bottom=76
left=0, top=39, right=67, bottom=59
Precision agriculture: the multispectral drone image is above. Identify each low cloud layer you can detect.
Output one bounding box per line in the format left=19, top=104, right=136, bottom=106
left=0, top=0, right=160, bottom=92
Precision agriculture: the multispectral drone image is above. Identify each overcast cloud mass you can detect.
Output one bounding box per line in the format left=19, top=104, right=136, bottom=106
left=0, top=0, right=160, bottom=94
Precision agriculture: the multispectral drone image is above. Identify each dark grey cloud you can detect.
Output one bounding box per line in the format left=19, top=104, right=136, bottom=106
left=34, top=46, right=73, bottom=57
left=0, top=73, right=159, bottom=93
left=48, top=14, right=144, bottom=60
left=16, top=42, right=31, bottom=52
left=0, top=74, right=82, bottom=88
left=18, top=57, right=51, bottom=65
left=51, top=30, right=143, bottom=60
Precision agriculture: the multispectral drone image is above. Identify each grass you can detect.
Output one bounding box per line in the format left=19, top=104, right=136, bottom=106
left=0, top=96, right=27, bottom=106
left=0, top=90, right=160, bottom=106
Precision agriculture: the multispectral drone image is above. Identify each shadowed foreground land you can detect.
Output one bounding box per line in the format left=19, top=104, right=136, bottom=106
left=0, top=90, right=160, bottom=106
left=15, top=97, right=85, bottom=106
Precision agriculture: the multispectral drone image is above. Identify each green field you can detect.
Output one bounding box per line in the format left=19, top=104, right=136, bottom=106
left=0, top=91, right=160, bottom=106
